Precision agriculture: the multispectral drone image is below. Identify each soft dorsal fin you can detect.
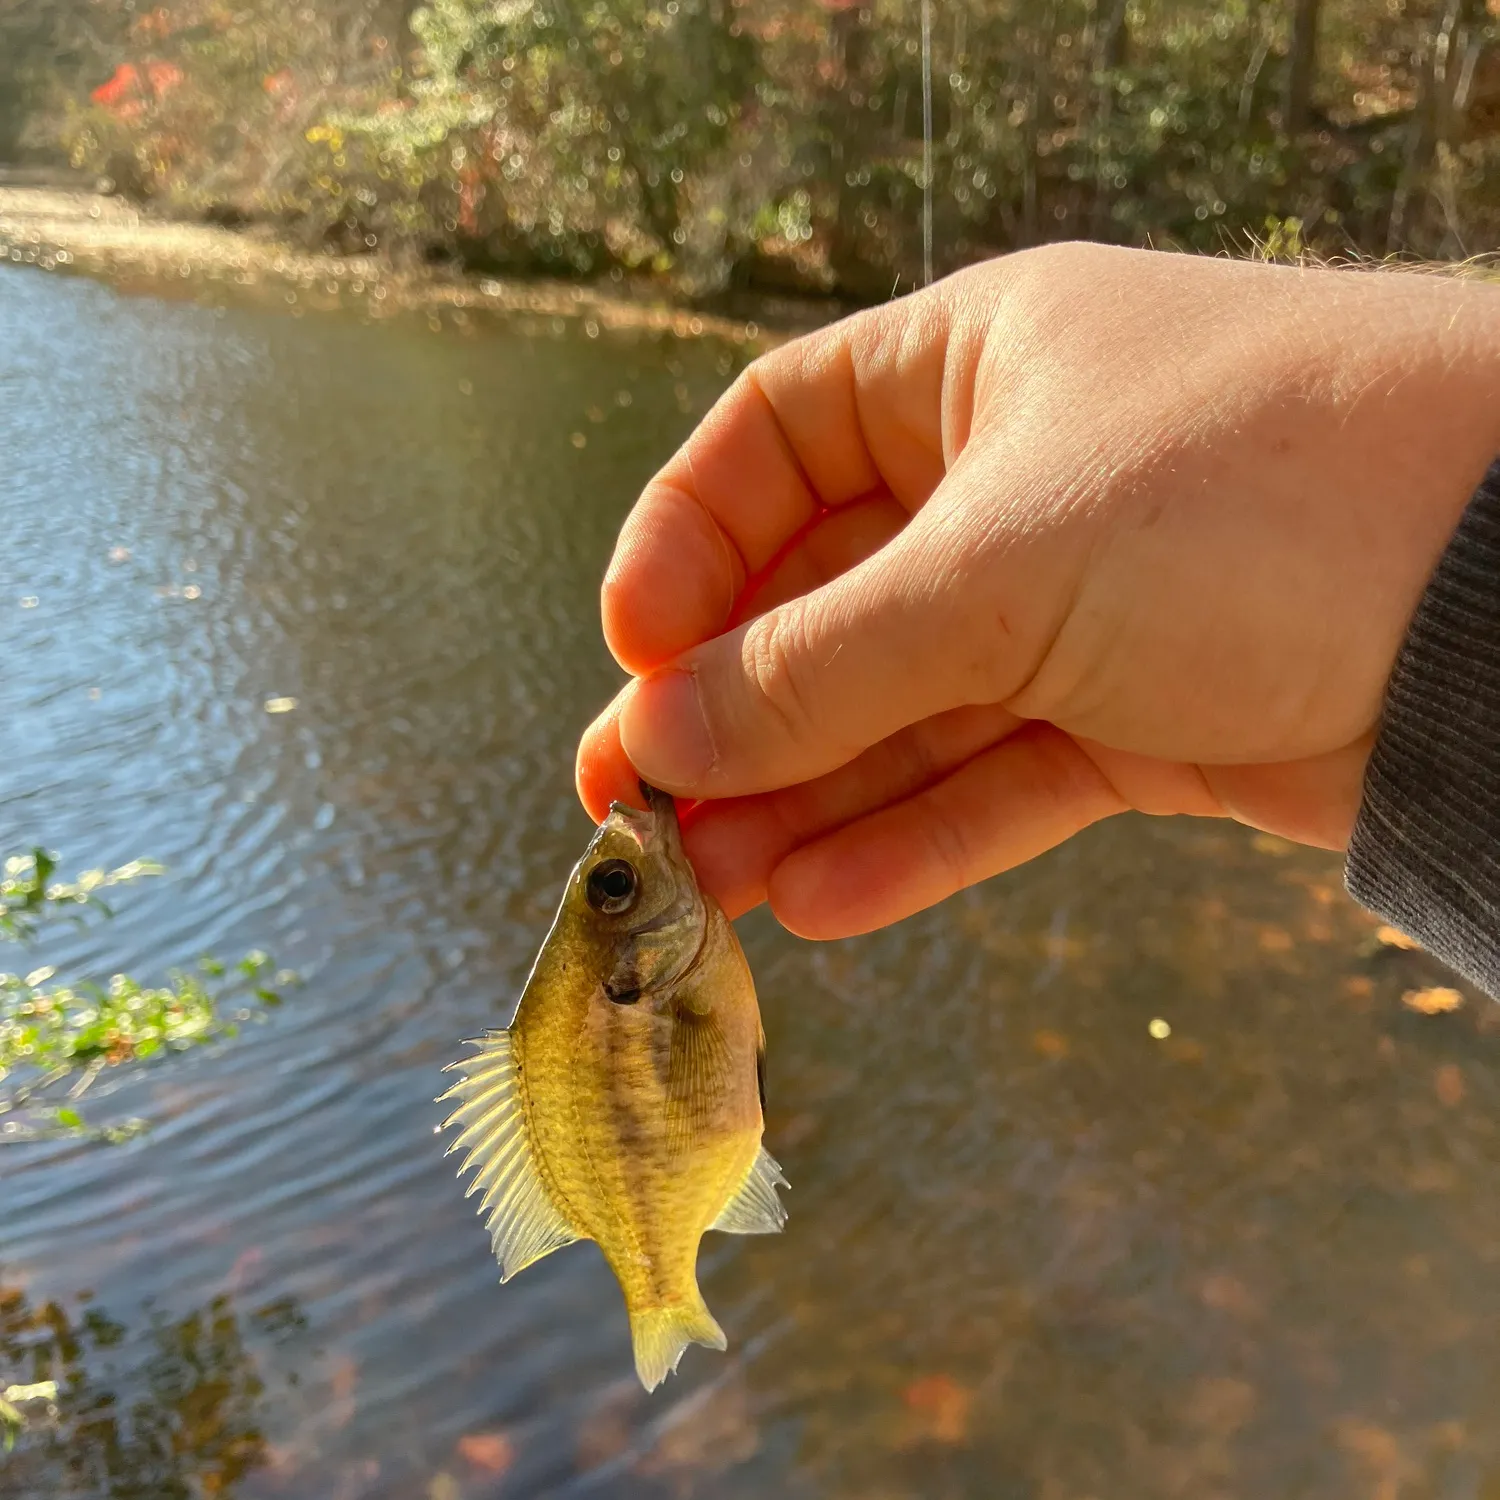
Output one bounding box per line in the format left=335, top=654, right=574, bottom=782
left=710, top=1145, right=789, bottom=1236
left=438, top=1030, right=580, bottom=1281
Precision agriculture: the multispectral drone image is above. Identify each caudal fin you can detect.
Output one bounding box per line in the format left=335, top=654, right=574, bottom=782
left=629, top=1293, right=727, bottom=1392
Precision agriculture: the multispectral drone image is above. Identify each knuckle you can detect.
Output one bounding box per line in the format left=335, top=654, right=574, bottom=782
left=743, top=612, right=822, bottom=746
left=917, top=797, right=976, bottom=892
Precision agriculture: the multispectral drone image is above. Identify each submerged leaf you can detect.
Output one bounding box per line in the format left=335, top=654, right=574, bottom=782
left=1402, top=986, right=1463, bottom=1015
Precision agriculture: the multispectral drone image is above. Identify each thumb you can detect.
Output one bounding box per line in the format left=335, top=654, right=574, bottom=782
left=616, top=502, right=1019, bottom=799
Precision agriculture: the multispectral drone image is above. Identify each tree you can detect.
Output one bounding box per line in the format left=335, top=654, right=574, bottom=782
left=1283, top=0, right=1322, bottom=135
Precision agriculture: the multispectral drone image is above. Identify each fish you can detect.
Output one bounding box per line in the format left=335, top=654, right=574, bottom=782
left=439, top=781, right=787, bottom=1391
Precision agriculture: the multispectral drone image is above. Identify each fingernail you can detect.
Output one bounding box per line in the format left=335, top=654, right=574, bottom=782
left=619, top=670, right=716, bottom=792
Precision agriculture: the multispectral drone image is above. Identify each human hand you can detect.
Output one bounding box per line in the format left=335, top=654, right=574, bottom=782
left=576, top=243, right=1500, bottom=939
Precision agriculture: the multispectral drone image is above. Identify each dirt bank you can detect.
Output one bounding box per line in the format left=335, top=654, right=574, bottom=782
left=0, top=185, right=827, bottom=347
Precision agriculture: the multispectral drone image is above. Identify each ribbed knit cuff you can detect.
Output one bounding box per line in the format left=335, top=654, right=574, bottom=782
left=1345, top=460, right=1500, bottom=995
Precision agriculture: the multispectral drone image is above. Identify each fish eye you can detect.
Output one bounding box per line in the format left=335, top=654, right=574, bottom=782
left=586, top=858, right=639, bottom=915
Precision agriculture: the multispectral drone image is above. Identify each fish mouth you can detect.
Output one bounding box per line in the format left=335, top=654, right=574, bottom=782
left=602, top=780, right=685, bottom=858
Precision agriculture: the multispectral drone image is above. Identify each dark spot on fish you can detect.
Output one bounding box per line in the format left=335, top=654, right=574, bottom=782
left=606, top=983, right=640, bottom=1006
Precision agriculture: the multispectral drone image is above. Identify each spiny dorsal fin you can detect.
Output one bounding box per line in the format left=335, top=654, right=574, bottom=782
left=438, top=1030, right=580, bottom=1281
left=710, top=1144, right=789, bottom=1236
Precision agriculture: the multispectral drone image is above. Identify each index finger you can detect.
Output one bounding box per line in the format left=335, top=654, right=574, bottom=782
left=602, top=285, right=960, bottom=676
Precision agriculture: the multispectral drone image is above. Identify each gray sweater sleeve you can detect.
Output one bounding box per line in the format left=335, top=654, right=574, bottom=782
left=1344, top=459, right=1500, bottom=994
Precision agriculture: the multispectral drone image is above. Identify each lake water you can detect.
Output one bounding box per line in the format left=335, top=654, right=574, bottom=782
left=2, top=264, right=1499, bottom=1500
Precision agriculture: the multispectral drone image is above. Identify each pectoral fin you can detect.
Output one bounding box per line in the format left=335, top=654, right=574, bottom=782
left=710, top=1145, right=789, bottom=1235
left=439, top=1031, right=581, bottom=1281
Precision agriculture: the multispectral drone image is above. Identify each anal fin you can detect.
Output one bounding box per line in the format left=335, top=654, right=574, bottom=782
left=438, top=1030, right=581, bottom=1281
left=710, top=1144, right=789, bottom=1236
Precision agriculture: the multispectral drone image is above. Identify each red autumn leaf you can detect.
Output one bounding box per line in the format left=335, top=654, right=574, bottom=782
left=901, top=1373, right=973, bottom=1444
left=146, top=61, right=183, bottom=98
left=92, top=64, right=141, bottom=109
left=458, top=1431, right=515, bottom=1476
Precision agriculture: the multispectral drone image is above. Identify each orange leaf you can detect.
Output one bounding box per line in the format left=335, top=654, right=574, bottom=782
left=1402, top=986, right=1463, bottom=1016
left=1435, top=1063, right=1466, bottom=1108
left=1376, top=925, right=1420, bottom=951
left=1031, top=1029, right=1069, bottom=1060
left=1257, top=925, right=1293, bottom=953
left=458, top=1432, right=515, bottom=1476
left=901, top=1373, right=972, bottom=1444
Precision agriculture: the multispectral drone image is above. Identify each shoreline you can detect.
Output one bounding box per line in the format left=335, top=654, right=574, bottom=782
left=0, top=184, right=839, bottom=348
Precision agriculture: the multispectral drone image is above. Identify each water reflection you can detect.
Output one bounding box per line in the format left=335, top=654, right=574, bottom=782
left=2, top=263, right=1500, bottom=1499
left=1, top=1279, right=278, bottom=1498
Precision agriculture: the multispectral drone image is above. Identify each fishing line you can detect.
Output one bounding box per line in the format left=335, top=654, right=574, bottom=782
left=921, top=0, right=934, bottom=286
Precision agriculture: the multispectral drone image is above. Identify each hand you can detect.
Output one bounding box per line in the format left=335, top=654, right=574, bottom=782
left=576, top=243, right=1500, bottom=939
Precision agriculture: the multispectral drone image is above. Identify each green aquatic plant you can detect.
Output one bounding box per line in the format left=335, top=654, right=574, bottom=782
left=0, top=850, right=293, bottom=1145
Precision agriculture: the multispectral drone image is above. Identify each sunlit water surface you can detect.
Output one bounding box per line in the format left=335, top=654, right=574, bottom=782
left=2, top=266, right=1499, bottom=1500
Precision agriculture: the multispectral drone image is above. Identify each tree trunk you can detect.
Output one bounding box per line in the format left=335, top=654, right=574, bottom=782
left=1387, top=0, right=1485, bottom=251
left=1089, top=0, right=1130, bottom=238
left=1283, top=0, right=1322, bottom=134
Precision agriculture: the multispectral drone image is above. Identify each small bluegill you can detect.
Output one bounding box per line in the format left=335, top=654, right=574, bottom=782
left=440, top=783, right=787, bottom=1391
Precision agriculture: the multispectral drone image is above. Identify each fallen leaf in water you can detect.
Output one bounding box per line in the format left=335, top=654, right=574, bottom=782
left=1335, top=1418, right=1408, bottom=1497
left=1342, top=976, right=1374, bottom=1000
left=458, top=1432, right=514, bottom=1476
left=1376, top=925, right=1420, bottom=951
left=264, top=696, right=298, bottom=714
left=1199, top=1271, right=1259, bottom=1320
left=1435, top=1063, right=1466, bottom=1108
left=1184, top=1375, right=1256, bottom=1434
left=1031, top=1029, right=1069, bottom=1060
left=1257, top=925, right=1293, bottom=953
left=426, top=1473, right=460, bottom=1500
left=901, top=1373, right=972, bottom=1444
left=1402, top=987, right=1463, bottom=1015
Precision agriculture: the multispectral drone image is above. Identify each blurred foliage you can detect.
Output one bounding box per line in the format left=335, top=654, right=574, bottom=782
left=2, top=0, right=1498, bottom=295
left=0, top=1282, right=272, bottom=1494
left=0, top=850, right=294, bottom=1144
